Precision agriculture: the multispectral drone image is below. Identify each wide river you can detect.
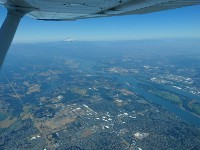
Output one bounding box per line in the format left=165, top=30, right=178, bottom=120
left=112, top=74, right=200, bottom=127
left=77, top=58, right=200, bottom=128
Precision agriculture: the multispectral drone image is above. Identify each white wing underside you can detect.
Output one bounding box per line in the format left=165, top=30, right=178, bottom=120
left=0, top=0, right=200, bottom=20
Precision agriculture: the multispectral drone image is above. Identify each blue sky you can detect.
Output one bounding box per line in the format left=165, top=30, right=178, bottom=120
left=0, top=5, right=200, bottom=43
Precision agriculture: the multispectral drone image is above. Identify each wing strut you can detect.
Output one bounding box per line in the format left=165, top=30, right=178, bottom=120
left=0, top=9, right=25, bottom=68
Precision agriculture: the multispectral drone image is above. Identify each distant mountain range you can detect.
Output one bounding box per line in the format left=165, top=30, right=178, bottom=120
left=64, top=37, right=74, bottom=42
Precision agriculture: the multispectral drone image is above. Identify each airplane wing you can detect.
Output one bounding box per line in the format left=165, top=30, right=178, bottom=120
left=1, top=0, right=200, bottom=68
left=1, top=0, right=200, bottom=21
